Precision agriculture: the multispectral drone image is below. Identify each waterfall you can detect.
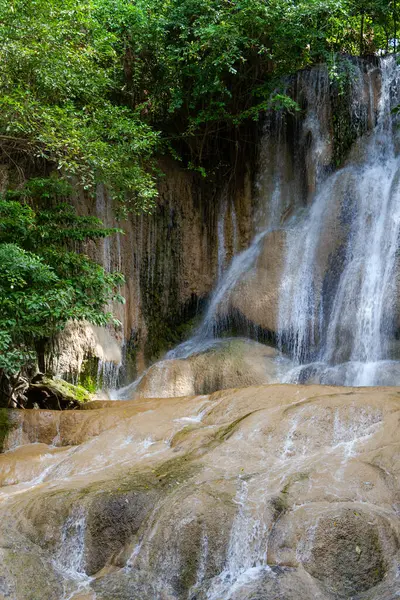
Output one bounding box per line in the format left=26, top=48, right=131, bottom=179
left=116, top=56, right=400, bottom=396
left=170, top=57, right=400, bottom=387
left=166, top=66, right=336, bottom=362
left=279, top=56, right=400, bottom=386
left=166, top=109, right=292, bottom=360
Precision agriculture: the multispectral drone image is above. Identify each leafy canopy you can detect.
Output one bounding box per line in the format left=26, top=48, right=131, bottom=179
left=92, top=0, right=398, bottom=163
left=0, top=0, right=397, bottom=183
left=0, top=0, right=159, bottom=212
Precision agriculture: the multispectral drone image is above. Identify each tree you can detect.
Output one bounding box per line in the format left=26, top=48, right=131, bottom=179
left=0, top=178, right=124, bottom=393
left=0, top=0, right=159, bottom=212
left=0, top=0, right=395, bottom=185
left=95, top=0, right=395, bottom=167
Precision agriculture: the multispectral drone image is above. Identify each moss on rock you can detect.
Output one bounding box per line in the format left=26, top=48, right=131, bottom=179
left=27, top=376, right=92, bottom=409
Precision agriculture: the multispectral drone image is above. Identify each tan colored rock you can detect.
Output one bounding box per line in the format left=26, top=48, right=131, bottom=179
left=47, top=320, right=121, bottom=377
left=132, top=339, right=291, bottom=399
left=227, top=230, right=286, bottom=333
left=1, top=385, right=400, bottom=599
left=226, top=166, right=359, bottom=338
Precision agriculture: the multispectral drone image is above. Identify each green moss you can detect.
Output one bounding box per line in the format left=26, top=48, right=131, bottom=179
left=330, top=60, right=369, bottom=167
left=40, top=377, right=92, bottom=404
left=270, top=494, right=289, bottom=517
left=271, top=472, right=310, bottom=519
left=78, top=357, right=100, bottom=393
left=179, top=546, right=201, bottom=594
left=281, top=471, right=309, bottom=494
left=153, top=454, right=200, bottom=488
left=170, top=424, right=200, bottom=448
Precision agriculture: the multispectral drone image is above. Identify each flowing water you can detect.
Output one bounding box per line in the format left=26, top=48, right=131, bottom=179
left=3, top=59, right=400, bottom=600
left=2, top=386, right=399, bottom=599
left=279, top=57, right=400, bottom=385
left=145, top=57, right=400, bottom=389
left=166, top=109, right=291, bottom=361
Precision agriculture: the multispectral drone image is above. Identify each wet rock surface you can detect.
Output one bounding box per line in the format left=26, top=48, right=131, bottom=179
left=127, top=339, right=292, bottom=399
left=0, top=385, right=399, bottom=599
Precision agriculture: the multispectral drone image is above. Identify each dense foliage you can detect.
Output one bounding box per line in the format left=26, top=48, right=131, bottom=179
left=90, top=0, right=398, bottom=163
left=0, top=0, right=159, bottom=211
left=0, top=178, right=124, bottom=379
left=0, top=0, right=397, bottom=184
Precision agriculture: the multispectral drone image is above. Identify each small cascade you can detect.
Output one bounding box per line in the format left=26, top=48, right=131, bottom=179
left=94, top=186, right=124, bottom=395
left=167, top=67, right=333, bottom=361
left=165, top=232, right=268, bottom=359
left=206, top=479, right=272, bottom=600
left=53, top=507, right=94, bottom=600
left=57, top=509, right=87, bottom=576
left=96, top=359, right=121, bottom=392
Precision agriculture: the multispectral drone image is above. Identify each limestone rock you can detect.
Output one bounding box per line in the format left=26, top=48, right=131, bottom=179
left=0, top=385, right=400, bottom=599
left=130, top=338, right=292, bottom=399
left=47, top=320, right=121, bottom=379
left=227, top=230, right=286, bottom=334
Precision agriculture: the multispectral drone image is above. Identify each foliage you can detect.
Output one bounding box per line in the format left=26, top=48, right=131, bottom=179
left=0, top=178, right=124, bottom=376
left=0, top=0, right=397, bottom=183
left=0, top=0, right=159, bottom=211
left=327, top=54, right=360, bottom=96
left=92, top=0, right=397, bottom=163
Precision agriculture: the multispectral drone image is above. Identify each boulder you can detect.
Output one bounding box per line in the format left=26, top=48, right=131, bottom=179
left=26, top=375, right=92, bottom=410
left=131, top=338, right=293, bottom=399
left=227, top=230, right=286, bottom=334
left=1, top=385, right=400, bottom=599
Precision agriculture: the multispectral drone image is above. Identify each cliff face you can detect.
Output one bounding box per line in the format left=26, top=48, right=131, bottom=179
left=87, top=155, right=256, bottom=386
left=55, top=57, right=383, bottom=390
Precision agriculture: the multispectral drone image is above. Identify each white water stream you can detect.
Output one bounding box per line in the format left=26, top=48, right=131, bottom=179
left=279, top=57, right=400, bottom=385
left=113, top=56, right=400, bottom=401
left=158, top=57, right=400, bottom=388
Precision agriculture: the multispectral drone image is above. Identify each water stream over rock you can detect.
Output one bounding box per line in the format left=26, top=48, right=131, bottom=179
left=279, top=56, right=400, bottom=386
left=2, top=57, right=400, bottom=600
left=117, top=55, right=400, bottom=398
left=1, top=385, right=400, bottom=599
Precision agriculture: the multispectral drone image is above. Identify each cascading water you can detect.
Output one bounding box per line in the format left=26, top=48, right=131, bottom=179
left=164, top=57, right=400, bottom=388
left=115, top=56, right=400, bottom=399
left=166, top=230, right=272, bottom=359
left=163, top=65, right=341, bottom=364
left=166, top=109, right=291, bottom=361
left=279, top=56, right=400, bottom=386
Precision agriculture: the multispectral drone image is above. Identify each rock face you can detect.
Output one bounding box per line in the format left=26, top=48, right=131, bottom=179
left=227, top=230, right=287, bottom=334
left=48, top=321, right=122, bottom=376
left=76, top=158, right=256, bottom=383
left=125, top=338, right=292, bottom=399
left=0, top=384, right=399, bottom=599
left=59, top=58, right=382, bottom=387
